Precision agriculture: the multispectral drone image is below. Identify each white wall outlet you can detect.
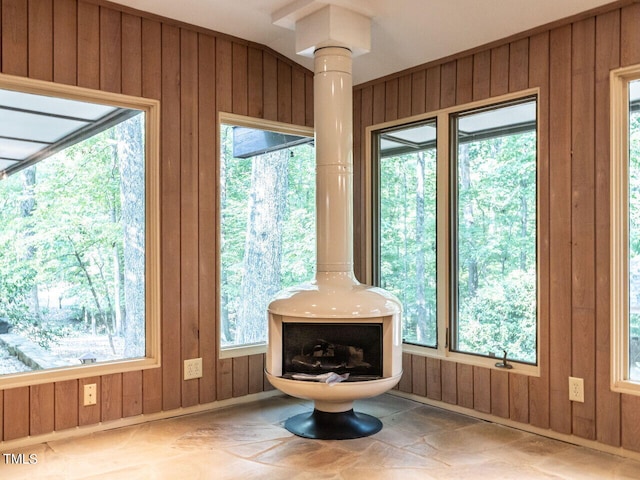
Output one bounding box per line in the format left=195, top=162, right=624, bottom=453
left=569, top=376, right=584, bottom=403
left=184, top=357, right=203, bottom=380
left=83, top=383, right=97, bottom=406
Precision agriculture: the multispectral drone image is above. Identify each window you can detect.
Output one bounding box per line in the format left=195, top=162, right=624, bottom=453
left=451, top=98, right=537, bottom=364
left=611, top=65, right=640, bottom=393
left=219, top=114, right=315, bottom=355
left=373, top=120, right=437, bottom=347
left=370, top=91, right=538, bottom=372
left=0, top=74, right=160, bottom=386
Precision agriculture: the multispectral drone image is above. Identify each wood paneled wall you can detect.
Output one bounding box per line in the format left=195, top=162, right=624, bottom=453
left=0, top=0, right=312, bottom=442
left=353, top=2, right=640, bottom=453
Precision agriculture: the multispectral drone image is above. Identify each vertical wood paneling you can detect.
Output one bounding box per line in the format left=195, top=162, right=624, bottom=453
left=122, top=371, right=142, bottom=418
left=27, top=0, right=52, bottom=81
left=528, top=31, right=551, bottom=430
left=198, top=32, right=217, bottom=405
left=78, top=376, right=101, bottom=426
left=161, top=23, right=182, bottom=411
left=305, top=73, right=313, bottom=127
left=473, top=367, right=491, bottom=413
left=180, top=28, right=200, bottom=409
left=620, top=3, right=640, bottom=67
left=53, top=0, right=76, bottom=85
left=621, top=394, right=640, bottom=452
left=509, top=38, right=529, bottom=92
left=571, top=18, right=596, bottom=441
left=29, top=384, right=54, bottom=436
left=473, top=366, right=491, bottom=413
left=263, top=53, right=277, bottom=121
left=277, top=60, right=292, bottom=123
left=398, top=352, right=412, bottom=392
left=456, top=364, right=473, bottom=409
left=232, top=42, right=248, bottom=116
left=398, top=74, right=412, bottom=119
left=248, top=354, right=264, bottom=395
left=440, top=61, right=456, bottom=108
left=232, top=356, right=249, bottom=398
left=595, top=9, right=621, bottom=447
left=2, top=0, right=28, bottom=76
left=490, top=45, right=509, bottom=96
left=99, top=7, right=121, bottom=93
left=372, top=83, right=386, bottom=124
left=217, top=358, right=233, bottom=400
left=292, top=68, right=306, bottom=126
left=54, top=380, right=78, bottom=431
left=425, top=66, right=440, bottom=112
left=548, top=24, right=573, bottom=435
left=441, top=360, right=457, bottom=404
left=456, top=56, right=473, bottom=104
left=4, top=387, right=29, bottom=441
left=411, top=355, right=427, bottom=396
left=141, top=17, right=163, bottom=416
left=216, top=38, right=232, bottom=113
left=121, top=13, right=142, bottom=96
left=385, top=78, right=398, bottom=121
left=248, top=47, right=263, bottom=118
left=101, top=373, right=122, bottom=422
left=472, top=50, right=491, bottom=101
left=426, top=357, right=441, bottom=401
left=509, top=373, right=529, bottom=424
left=490, top=370, right=509, bottom=418
left=411, top=70, right=426, bottom=115
left=77, top=1, right=99, bottom=89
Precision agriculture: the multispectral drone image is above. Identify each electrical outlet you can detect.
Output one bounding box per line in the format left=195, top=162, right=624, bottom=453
left=83, top=383, right=97, bottom=406
left=184, top=357, right=203, bottom=380
left=569, top=376, right=584, bottom=403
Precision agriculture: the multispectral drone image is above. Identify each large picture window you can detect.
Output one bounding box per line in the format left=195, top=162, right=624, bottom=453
left=371, top=91, right=538, bottom=371
left=374, top=120, right=437, bottom=347
left=451, top=98, right=537, bottom=364
left=219, top=115, right=315, bottom=354
left=611, top=65, right=640, bottom=393
left=0, top=75, right=160, bottom=386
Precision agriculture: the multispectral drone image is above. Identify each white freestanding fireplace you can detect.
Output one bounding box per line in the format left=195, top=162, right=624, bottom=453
left=266, top=5, right=403, bottom=439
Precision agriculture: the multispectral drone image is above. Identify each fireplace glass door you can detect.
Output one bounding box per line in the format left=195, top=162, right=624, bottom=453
left=282, top=323, right=383, bottom=381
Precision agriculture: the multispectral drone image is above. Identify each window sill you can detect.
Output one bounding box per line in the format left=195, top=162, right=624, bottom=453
left=403, top=343, right=541, bottom=377
left=0, top=356, right=160, bottom=390
left=219, top=343, right=267, bottom=360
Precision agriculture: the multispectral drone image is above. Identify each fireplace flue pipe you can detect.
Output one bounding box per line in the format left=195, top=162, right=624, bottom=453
left=314, top=46, right=355, bottom=281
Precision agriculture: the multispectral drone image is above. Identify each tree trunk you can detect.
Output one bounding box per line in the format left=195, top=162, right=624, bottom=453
left=235, top=149, right=289, bottom=345
left=458, top=143, right=478, bottom=296
left=116, top=114, right=146, bottom=358
left=415, top=151, right=428, bottom=343
left=20, top=168, right=42, bottom=322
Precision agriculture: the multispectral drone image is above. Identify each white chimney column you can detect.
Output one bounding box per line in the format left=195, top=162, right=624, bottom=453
left=314, top=46, right=354, bottom=276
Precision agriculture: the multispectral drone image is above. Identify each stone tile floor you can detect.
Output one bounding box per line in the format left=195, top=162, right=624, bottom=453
left=1, top=393, right=639, bottom=479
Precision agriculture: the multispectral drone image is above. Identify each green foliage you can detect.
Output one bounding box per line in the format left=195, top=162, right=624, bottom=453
left=0, top=115, right=144, bottom=360
left=458, top=270, right=536, bottom=363
left=220, top=124, right=315, bottom=347
left=455, top=130, right=537, bottom=363
left=380, top=148, right=437, bottom=347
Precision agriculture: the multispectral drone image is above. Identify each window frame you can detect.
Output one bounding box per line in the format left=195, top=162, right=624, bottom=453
left=217, top=112, right=315, bottom=359
left=366, top=89, right=540, bottom=377
left=371, top=117, right=439, bottom=349
left=0, top=73, right=161, bottom=390
left=610, top=64, right=640, bottom=395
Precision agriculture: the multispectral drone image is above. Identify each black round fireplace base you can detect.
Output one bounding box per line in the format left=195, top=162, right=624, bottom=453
left=284, top=408, right=382, bottom=440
